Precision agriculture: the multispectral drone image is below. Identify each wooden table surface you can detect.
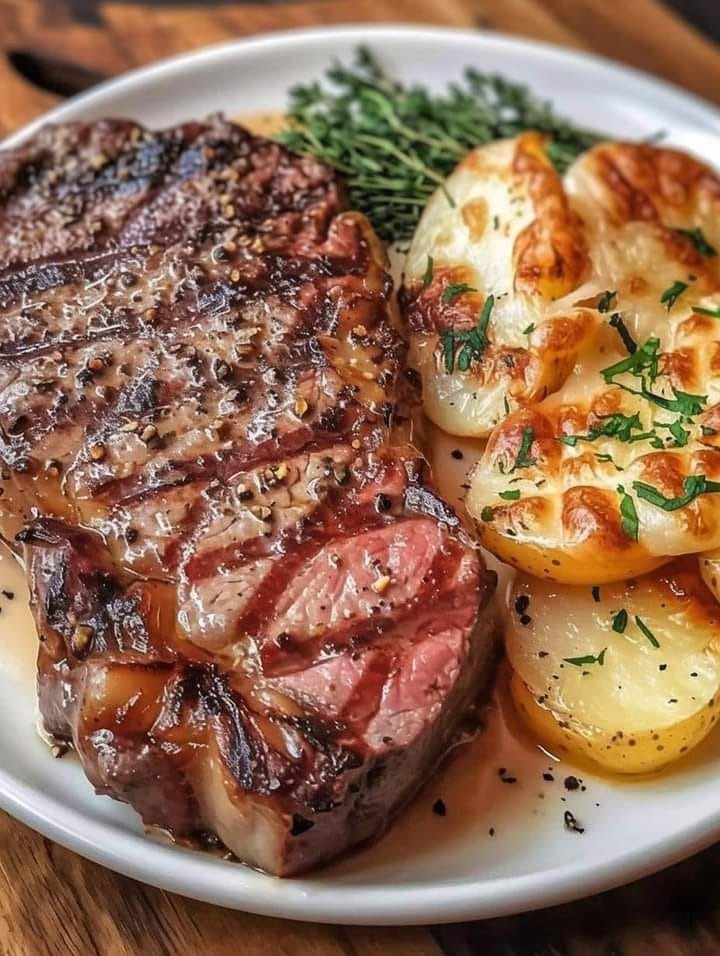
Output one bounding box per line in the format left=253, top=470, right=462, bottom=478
left=2, top=1, right=720, bottom=953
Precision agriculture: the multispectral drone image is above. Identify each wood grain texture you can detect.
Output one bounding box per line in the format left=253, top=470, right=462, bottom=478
left=0, top=2, right=720, bottom=954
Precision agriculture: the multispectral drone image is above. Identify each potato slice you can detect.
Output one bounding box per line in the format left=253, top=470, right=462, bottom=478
left=506, top=559, right=720, bottom=773
left=565, top=142, right=720, bottom=345
left=401, top=132, right=598, bottom=437
left=464, top=145, right=720, bottom=584
left=466, top=304, right=720, bottom=585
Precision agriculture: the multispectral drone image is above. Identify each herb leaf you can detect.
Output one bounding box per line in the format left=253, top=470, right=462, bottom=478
left=638, top=386, right=706, bottom=417
left=564, top=648, right=607, bottom=667
left=442, top=331, right=456, bottom=373
left=617, top=485, right=639, bottom=542
left=595, top=452, right=623, bottom=471
left=601, top=336, right=706, bottom=416
left=480, top=506, right=495, bottom=522
left=660, top=280, right=688, bottom=310
left=440, top=295, right=494, bottom=373
left=601, top=337, right=660, bottom=385
left=675, top=227, right=716, bottom=257
left=692, top=305, right=720, bottom=318
left=656, top=419, right=690, bottom=447
left=635, top=616, right=660, bottom=648
left=558, top=412, right=649, bottom=448
left=499, top=489, right=521, bottom=500
left=611, top=609, right=628, bottom=633
left=442, top=282, right=476, bottom=304
left=510, top=426, right=537, bottom=472
left=422, top=255, right=434, bottom=288
left=632, top=474, right=720, bottom=512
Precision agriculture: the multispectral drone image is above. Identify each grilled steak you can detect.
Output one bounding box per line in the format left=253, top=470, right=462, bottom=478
left=0, top=117, right=497, bottom=875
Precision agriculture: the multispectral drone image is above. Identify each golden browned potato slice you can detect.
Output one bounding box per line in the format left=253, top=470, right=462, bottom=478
left=466, top=353, right=720, bottom=585
left=506, top=559, right=720, bottom=773
left=466, top=143, right=720, bottom=584
left=403, top=138, right=720, bottom=445
left=402, top=132, right=598, bottom=437
left=565, top=141, right=720, bottom=341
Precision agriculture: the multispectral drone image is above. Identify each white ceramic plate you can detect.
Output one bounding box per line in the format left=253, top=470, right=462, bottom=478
left=3, top=25, right=720, bottom=926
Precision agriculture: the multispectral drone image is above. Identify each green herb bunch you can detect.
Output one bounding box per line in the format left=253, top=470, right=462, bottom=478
left=278, top=47, right=602, bottom=242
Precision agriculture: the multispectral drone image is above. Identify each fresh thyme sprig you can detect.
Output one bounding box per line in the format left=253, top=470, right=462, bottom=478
left=279, top=47, right=603, bottom=241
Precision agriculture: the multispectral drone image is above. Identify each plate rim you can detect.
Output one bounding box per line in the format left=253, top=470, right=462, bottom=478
left=4, top=22, right=720, bottom=148
left=3, top=22, right=720, bottom=925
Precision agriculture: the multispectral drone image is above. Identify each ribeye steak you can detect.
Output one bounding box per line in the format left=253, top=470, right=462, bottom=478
left=0, top=117, right=497, bottom=874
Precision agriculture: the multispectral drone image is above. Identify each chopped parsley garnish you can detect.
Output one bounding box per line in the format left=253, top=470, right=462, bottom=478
left=632, top=474, right=720, bottom=511
left=523, top=322, right=535, bottom=335
left=640, top=386, right=706, bottom=417
left=563, top=648, right=607, bottom=667
left=503, top=396, right=511, bottom=416
left=601, top=336, right=706, bottom=417
left=675, top=227, right=716, bottom=257
left=598, top=290, right=617, bottom=314
left=499, top=489, right=521, bottom=500
left=441, top=334, right=455, bottom=375
left=608, top=313, right=637, bottom=354
left=601, top=337, right=660, bottom=385
left=558, top=412, right=650, bottom=448
left=611, top=609, right=628, bottom=633
left=480, top=506, right=495, bottom=522
left=595, top=452, right=623, bottom=471
left=660, top=280, right=688, bottom=310
left=441, top=282, right=476, bottom=304
left=510, top=426, right=536, bottom=472
left=635, top=616, right=660, bottom=648
left=655, top=419, right=690, bottom=447
left=617, top=484, right=639, bottom=542
left=422, top=255, right=434, bottom=288
left=440, top=294, right=494, bottom=372
left=692, top=305, right=720, bottom=318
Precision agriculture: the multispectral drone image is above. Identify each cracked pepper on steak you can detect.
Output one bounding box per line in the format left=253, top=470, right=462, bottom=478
left=0, top=117, right=497, bottom=875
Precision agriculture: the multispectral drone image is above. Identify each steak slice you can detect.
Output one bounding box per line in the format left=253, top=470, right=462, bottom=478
left=2, top=117, right=498, bottom=875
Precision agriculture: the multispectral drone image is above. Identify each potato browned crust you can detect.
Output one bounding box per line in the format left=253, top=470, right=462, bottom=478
left=512, top=133, right=589, bottom=298
left=425, top=139, right=720, bottom=582
left=401, top=133, right=596, bottom=437
left=402, top=137, right=720, bottom=444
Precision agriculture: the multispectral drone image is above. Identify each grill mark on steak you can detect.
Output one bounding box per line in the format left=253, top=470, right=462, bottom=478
left=6, top=117, right=496, bottom=876
left=259, top=522, right=473, bottom=677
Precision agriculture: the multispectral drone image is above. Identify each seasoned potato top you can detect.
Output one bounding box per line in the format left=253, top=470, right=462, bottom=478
left=401, top=135, right=720, bottom=582
left=506, top=558, right=720, bottom=772
left=403, top=136, right=720, bottom=442
left=402, top=133, right=598, bottom=437
left=467, top=318, right=720, bottom=584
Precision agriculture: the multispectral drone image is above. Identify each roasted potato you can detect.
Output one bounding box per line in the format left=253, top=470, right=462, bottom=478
left=466, top=297, right=720, bottom=584
left=460, top=143, right=720, bottom=585
left=402, top=132, right=598, bottom=437
left=565, top=141, right=720, bottom=342
left=506, top=558, right=720, bottom=773
left=403, top=137, right=720, bottom=446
